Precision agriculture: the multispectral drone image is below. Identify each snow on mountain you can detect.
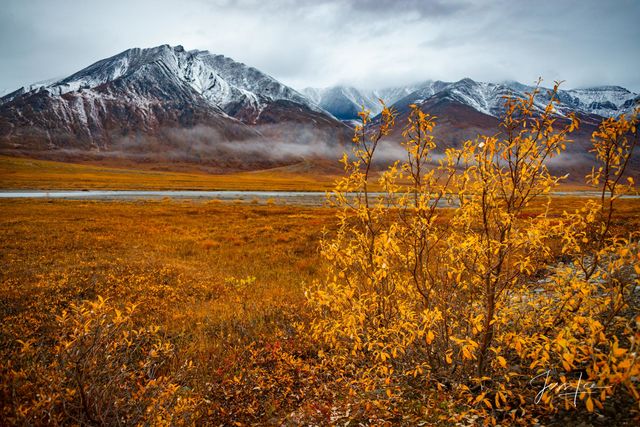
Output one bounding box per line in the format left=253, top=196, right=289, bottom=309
left=433, top=79, right=511, bottom=117
left=0, top=44, right=350, bottom=168
left=392, top=79, right=520, bottom=118
left=372, top=84, right=426, bottom=108
left=1, top=45, right=325, bottom=123
left=621, top=95, right=640, bottom=115
left=390, top=80, right=449, bottom=106
left=562, top=86, right=637, bottom=117
left=391, top=79, right=638, bottom=120
left=302, top=83, right=426, bottom=121
left=302, top=86, right=379, bottom=120
left=308, top=78, right=638, bottom=124
left=377, top=79, right=640, bottom=182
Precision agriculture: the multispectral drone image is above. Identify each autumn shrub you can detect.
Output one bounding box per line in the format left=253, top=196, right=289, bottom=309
left=1, top=202, right=340, bottom=425
left=306, top=83, right=640, bottom=424
left=5, top=296, right=200, bottom=425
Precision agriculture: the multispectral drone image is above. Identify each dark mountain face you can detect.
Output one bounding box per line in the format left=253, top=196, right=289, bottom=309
left=317, top=89, right=364, bottom=121
left=0, top=45, right=351, bottom=171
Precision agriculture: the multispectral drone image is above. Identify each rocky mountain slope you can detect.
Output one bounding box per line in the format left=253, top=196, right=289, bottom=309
left=0, top=45, right=350, bottom=170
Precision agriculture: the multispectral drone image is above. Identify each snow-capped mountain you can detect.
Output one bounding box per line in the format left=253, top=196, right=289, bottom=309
left=1, top=45, right=324, bottom=123
left=308, top=79, right=638, bottom=124
left=501, top=82, right=640, bottom=117
left=0, top=45, right=349, bottom=169
left=556, top=86, right=638, bottom=117
left=374, top=78, right=639, bottom=182
left=1, top=45, right=637, bottom=174
left=302, top=84, right=424, bottom=121
left=390, top=79, right=518, bottom=117
left=390, top=78, right=639, bottom=120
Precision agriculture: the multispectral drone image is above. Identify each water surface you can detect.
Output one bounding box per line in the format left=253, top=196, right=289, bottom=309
left=0, top=190, right=637, bottom=206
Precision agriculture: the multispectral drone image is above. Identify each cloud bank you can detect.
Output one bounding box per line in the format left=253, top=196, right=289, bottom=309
left=1, top=0, right=639, bottom=93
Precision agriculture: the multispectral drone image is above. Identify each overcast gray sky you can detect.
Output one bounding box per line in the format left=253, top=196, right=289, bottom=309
left=1, top=0, right=639, bottom=93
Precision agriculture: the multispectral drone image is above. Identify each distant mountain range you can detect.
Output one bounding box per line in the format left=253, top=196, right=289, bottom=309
left=1, top=44, right=638, bottom=176
left=302, top=85, right=424, bottom=121
left=304, top=79, right=639, bottom=122
left=303, top=79, right=639, bottom=180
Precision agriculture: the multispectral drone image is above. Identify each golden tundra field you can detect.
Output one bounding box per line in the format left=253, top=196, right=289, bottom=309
left=0, top=199, right=337, bottom=423
left=0, top=156, right=338, bottom=191
left=1, top=100, right=640, bottom=426
left=0, top=198, right=640, bottom=425
left=1, top=196, right=639, bottom=425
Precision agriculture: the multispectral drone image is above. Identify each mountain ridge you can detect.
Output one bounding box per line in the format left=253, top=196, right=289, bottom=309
left=1, top=44, right=638, bottom=175
left=305, top=79, right=639, bottom=122
left=0, top=44, right=350, bottom=171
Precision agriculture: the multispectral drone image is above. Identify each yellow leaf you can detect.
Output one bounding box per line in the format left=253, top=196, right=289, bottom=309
left=613, top=346, right=627, bottom=357
left=497, top=356, right=507, bottom=368
left=618, top=359, right=631, bottom=370
left=462, top=347, right=472, bottom=360
left=586, top=397, right=594, bottom=412
left=426, top=330, right=435, bottom=345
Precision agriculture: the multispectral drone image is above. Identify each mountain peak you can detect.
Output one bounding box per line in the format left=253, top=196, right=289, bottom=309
left=0, top=44, right=351, bottom=170
left=455, top=77, right=477, bottom=86
left=575, top=85, right=629, bottom=92
left=1, top=45, right=324, bottom=120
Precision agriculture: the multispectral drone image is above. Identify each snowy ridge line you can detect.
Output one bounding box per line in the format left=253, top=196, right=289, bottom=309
left=0, top=44, right=330, bottom=122
left=304, top=79, right=639, bottom=121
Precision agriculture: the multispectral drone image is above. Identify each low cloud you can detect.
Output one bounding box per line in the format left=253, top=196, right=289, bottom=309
left=28, top=121, right=417, bottom=170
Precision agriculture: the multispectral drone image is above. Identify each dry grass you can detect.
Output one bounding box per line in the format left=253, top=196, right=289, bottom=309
left=0, top=198, right=334, bottom=336
left=1, top=197, right=639, bottom=424
left=0, top=200, right=338, bottom=420
left=0, top=155, right=338, bottom=191
left=0, top=155, right=600, bottom=192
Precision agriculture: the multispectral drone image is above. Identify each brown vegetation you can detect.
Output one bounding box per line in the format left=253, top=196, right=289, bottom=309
left=0, top=200, right=337, bottom=424
left=0, top=156, right=338, bottom=191
left=1, top=84, right=639, bottom=425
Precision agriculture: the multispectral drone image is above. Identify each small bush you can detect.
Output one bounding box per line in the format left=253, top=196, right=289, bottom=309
left=6, top=297, right=200, bottom=425
left=306, top=84, right=640, bottom=424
